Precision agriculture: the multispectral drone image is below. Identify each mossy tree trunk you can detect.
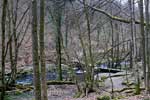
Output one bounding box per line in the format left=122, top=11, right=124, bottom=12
left=139, top=0, right=146, bottom=90
left=32, top=0, right=42, bottom=99
left=53, top=0, right=63, bottom=81
left=145, top=0, right=150, bottom=93
left=39, top=0, right=48, bottom=99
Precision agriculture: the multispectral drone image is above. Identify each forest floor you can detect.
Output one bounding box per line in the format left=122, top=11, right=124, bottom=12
left=6, top=84, right=150, bottom=100
left=6, top=74, right=150, bottom=100
left=6, top=85, right=99, bottom=100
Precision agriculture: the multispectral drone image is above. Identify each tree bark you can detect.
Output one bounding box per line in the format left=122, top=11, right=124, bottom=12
left=1, top=0, right=8, bottom=99
left=39, top=0, right=48, bottom=99
left=32, top=0, right=42, bottom=100
left=139, top=0, right=146, bottom=88
left=145, top=0, right=150, bottom=93
left=54, top=1, right=63, bottom=81
left=7, top=5, right=14, bottom=85
left=12, top=0, right=19, bottom=85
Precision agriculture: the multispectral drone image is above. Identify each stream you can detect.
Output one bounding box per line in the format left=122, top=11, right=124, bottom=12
left=16, top=61, right=130, bottom=85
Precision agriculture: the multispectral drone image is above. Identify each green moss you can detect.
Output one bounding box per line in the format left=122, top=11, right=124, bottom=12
left=47, top=80, right=74, bottom=85
left=15, top=90, right=23, bottom=95
left=118, top=95, right=125, bottom=99
left=101, top=76, right=107, bottom=82
left=134, top=82, right=141, bottom=95
left=4, top=96, right=12, bottom=100
left=73, top=92, right=82, bottom=98
left=113, top=95, right=125, bottom=100
left=97, top=95, right=110, bottom=100
left=144, top=98, right=150, bottom=100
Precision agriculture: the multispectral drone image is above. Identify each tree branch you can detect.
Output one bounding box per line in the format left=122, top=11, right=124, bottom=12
left=78, top=0, right=143, bottom=25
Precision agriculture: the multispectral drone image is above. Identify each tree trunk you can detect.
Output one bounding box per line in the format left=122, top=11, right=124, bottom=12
left=56, top=17, right=62, bottom=81
left=1, top=0, right=8, bottom=99
left=54, top=1, right=63, bottom=81
left=32, top=0, right=41, bottom=100
left=145, top=0, right=150, bottom=93
left=139, top=0, right=146, bottom=87
left=39, top=0, right=48, bottom=99
left=64, top=14, right=69, bottom=48
left=7, top=7, right=14, bottom=85
left=128, top=0, right=136, bottom=69
left=83, top=0, right=95, bottom=91
left=12, top=1, right=18, bottom=84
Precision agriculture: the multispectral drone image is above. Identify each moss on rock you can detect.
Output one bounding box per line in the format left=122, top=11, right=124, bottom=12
left=97, top=95, right=110, bottom=100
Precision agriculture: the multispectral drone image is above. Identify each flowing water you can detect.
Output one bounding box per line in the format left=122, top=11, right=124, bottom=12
left=16, top=61, right=129, bottom=85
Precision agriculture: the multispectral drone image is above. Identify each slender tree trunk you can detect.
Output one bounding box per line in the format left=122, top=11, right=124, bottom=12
left=83, top=0, right=94, bottom=90
left=1, top=0, right=8, bottom=99
left=128, top=0, right=136, bottom=69
left=65, top=15, right=69, bottom=48
left=39, top=0, right=48, bottom=99
left=114, top=23, right=120, bottom=68
left=56, top=11, right=62, bottom=81
left=7, top=7, right=14, bottom=85
left=139, top=0, right=146, bottom=87
left=129, top=0, right=140, bottom=94
left=12, top=0, right=19, bottom=85
left=110, top=2, right=115, bottom=69
left=145, top=0, right=150, bottom=93
left=110, top=20, right=115, bottom=68
left=32, top=0, right=41, bottom=100
left=54, top=1, right=63, bottom=81
left=96, top=25, right=100, bottom=46
left=110, top=20, right=114, bottom=98
left=56, top=19, right=62, bottom=81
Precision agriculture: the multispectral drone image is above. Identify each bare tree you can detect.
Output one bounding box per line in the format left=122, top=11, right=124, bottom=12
left=6, top=0, right=30, bottom=85
left=83, top=0, right=95, bottom=92
left=1, top=0, right=8, bottom=99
